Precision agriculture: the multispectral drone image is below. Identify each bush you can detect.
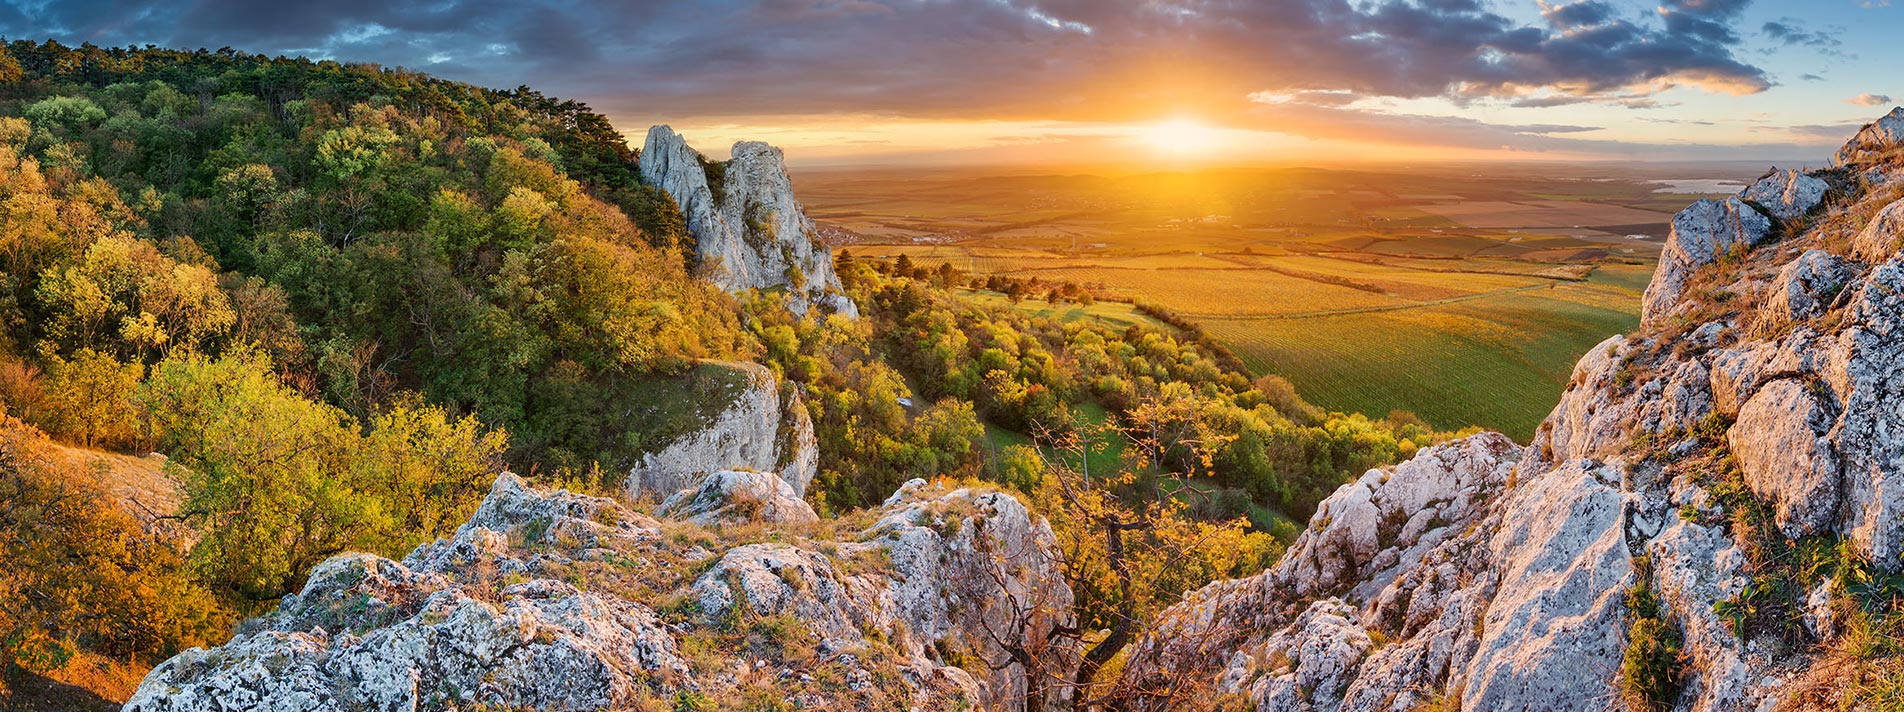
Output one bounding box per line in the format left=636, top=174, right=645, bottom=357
left=139, top=352, right=506, bottom=605
left=1620, top=556, right=1684, bottom=712
left=33, top=347, right=143, bottom=448
left=0, top=413, right=226, bottom=684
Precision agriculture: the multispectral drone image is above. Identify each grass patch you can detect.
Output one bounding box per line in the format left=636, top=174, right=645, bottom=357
left=1620, top=555, right=1685, bottom=712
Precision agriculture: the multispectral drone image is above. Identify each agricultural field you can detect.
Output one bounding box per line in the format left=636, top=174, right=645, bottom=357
left=802, top=162, right=1756, bottom=438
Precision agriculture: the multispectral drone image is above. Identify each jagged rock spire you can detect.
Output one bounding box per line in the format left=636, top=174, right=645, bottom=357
left=639, top=125, right=858, bottom=318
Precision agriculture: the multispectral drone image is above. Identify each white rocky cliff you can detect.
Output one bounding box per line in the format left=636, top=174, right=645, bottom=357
left=623, top=360, right=818, bottom=504
left=639, top=125, right=859, bottom=318
left=1117, top=111, right=1904, bottom=711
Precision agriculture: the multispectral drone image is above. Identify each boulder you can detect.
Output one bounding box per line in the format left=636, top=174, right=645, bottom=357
left=639, top=126, right=857, bottom=317
left=693, top=543, right=868, bottom=642
left=1729, top=379, right=1842, bottom=538
left=1741, top=168, right=1828, bottom=220
left=1834, top=106, right=1904, bottom=166
left=657, top=469, right=818, bottom=526
left=1762, top=249, right=1858, bottom=328
left=1642, top=197, right=1772, bottom=325
left=1852, top=195, right=1904, bottom=263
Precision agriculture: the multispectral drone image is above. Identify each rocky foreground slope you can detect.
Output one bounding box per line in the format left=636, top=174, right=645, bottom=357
left=125, top=473, right=1072, bottom=711
left=639, top=126, right=858, bottom=318
left=1117, top=109, right=1904, bottom=711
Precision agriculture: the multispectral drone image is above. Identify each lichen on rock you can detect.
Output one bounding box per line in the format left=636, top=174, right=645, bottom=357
left=127, top=470, right=1071, bottom=711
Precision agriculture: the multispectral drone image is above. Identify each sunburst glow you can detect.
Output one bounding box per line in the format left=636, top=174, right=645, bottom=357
left=1130, top=118, right=1228, bottom=159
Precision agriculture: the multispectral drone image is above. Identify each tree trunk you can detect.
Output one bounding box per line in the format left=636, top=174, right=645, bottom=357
left=1073, top=517, right=1134, bottom=711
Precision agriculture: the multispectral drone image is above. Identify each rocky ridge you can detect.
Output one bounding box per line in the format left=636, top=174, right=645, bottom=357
left=1115, top=111, right=1904, bottom=711
left=125, top=472, right=1074, bottom=711
left=639, top=126, right=858, bottom=318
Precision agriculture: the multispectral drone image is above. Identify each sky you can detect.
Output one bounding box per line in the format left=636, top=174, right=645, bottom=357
left=0, top=0, right=1897, bottom=166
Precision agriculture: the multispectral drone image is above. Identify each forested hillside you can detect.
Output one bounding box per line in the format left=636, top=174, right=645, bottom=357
left=0, top=40, right=1446, bottom=708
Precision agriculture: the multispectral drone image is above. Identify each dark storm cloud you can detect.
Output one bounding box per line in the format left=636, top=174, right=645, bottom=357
left=0, top=0, right=1772, bottom=121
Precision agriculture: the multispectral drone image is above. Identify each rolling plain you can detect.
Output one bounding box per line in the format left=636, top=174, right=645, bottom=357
left=799, top=162, right=1760, bottom=438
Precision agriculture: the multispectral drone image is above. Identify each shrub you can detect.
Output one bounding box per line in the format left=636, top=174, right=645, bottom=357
left=0, top=414, right=226, bottom=686
left=1620, top=556, right=1684, bottom=712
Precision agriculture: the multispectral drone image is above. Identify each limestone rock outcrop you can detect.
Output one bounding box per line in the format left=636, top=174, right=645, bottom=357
left=639, top=126, right=858, bottom=318
left=656, top=469, right=818, bottom=525
left=1741, top=167, right=1828, bottom=220
left=1834, top=105, right=1904, bottom=166
left=1728, top=378, right=1840, bottom=538
left=1853, top=195, right=1904, bottom=263
left=128, top=472, right=1073, bottom=711
left=624, top=360, right=817, bottom=502
left=1117, top=110, right=1904, bottom=712
left=1763, top=248, right=1859, bottom=327
left=1642, top=196, right=1772, bottom=325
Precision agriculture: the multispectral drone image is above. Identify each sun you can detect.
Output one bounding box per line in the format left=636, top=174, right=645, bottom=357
left=1131, top=118, right=1226, bottom=159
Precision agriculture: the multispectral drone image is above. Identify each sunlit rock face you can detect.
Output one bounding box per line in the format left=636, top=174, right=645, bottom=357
left=125, top=474, right=1074, bottom=712
left=656, top=469, right=818, bottom=526
left=1641, top=196, right=1772, bottom=325
left=639, top=126, right=858, bottom=318
left=1741, top=168, right=1828, bottom=220
left=1834, top=106, right=1904, bottom=166
left=622, top=360, right=817, bottom=503
left=1117, top=111, right=1904, bottom=712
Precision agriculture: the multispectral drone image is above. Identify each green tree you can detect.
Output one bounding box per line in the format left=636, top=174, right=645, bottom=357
left=356, top=399, right=509, bottom=554
left=139, top=352, right=508, bottom=606
left=139, top=352, right=369, bottom=604
left=34, top=347, right=142, bottom=448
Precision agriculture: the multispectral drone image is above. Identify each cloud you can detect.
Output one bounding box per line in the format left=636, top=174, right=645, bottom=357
left=0, top=0, right=1772, bottom=123
left=1771, top=122, right=1870, bottom=141
left=1762, top=19, right=1849, bottom=58
left=1848, top=93, right=1895, bottom=106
